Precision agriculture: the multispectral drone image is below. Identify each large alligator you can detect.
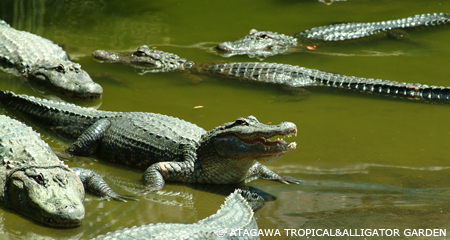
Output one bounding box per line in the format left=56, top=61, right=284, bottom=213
left=93, top=46, right=450, bottom=102
left=215, top=13, right=450, bottom=58
left=0, top=90, right=300, bottom=192
left=0, top=114, right=132, bottom=227
left=0, top=19, right=103, bottom=99
left=94, top=189, right=263, bottom=240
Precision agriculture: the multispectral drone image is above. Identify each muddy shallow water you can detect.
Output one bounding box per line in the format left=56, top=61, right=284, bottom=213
left=0, top=0, right=450, bottom=239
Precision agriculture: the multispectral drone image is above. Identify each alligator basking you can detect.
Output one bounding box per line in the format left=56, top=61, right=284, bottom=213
left=93, top=46, right=450, bottom=102
left=0, top=114, right=132, bottom=227
left=94, top=189, right=263, bottom=240
left=0, top=90, right=300, bottom=192
left=215, top=13, right=450, bottom=58
left=0, top=19, right=102, bottom=99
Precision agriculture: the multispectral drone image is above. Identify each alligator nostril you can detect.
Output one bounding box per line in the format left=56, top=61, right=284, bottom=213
left=60, top=204, right=85, bottom=220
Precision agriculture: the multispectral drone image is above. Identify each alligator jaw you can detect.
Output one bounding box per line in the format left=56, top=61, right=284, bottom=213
left=28, top=62, right=103, bottom=99
left=216, top=29, right=297, bottom=58
left=237, top=129, right=297, bottom=154
left=211, top=121, right=297, bottom=163
left=43, top=216, right=83, bottom=228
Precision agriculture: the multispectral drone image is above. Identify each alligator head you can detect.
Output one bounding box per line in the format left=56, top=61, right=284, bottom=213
left=216, top=29, right=297, bottom=58
left=27, top=60, right=103, bottom=99
left=199, top=116, right=297, bottom=182
left=93, top=45, right=193, bottom=73
left=7, top=167, right=85, bottom=227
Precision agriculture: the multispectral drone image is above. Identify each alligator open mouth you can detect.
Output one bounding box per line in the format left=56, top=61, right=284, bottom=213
left=237, top=128, right=297, bottom=153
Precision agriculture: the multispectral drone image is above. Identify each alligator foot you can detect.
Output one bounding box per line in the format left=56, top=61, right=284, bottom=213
left=245, top=162, right=302, bottom=184
left=72, top=168, right=137, bottom=202
left=142, top=163, right=166, bottom=193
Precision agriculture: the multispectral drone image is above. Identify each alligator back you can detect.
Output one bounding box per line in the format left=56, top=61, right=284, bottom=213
left=93, top=189, right=263, bottom=240
left=296, top=13, right=450, bottom=41
left=0, top=90, right=206, bottom=167
left=0, top=19, right=68, bottom=71
left=0, top=90, right=113, bottom=138
left=193, top=62, right=450, bottom=102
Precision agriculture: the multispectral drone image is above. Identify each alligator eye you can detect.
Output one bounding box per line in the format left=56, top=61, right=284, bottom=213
left=234, top=118, right=248, bottom=126
left=55, top=64, right=65, bottom=72
left=259, top=33, right=269, bottom=39
left=134, top=50, right=145, bottom=56
left=33, top=173, right=46, bottom=185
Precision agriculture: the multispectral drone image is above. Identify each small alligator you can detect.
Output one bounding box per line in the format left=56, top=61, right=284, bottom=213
left=0, top=114, right=132, bottom=227
left=215, top=13, right=450, bottom=58
left=93, top=46, right=450, bottom=102
left=0, top=19, right=103, bottom=99
left=0, top=90, right=300, bottom=192
left=93, top=189, right=263, bottom=240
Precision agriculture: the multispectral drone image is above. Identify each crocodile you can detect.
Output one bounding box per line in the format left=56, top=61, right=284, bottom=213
left=93, top=46, right=450, bottom=102
left=215, top=13, right=450, bottom=58
left=0, top=90, right=300, bottom=192
left=0, top=19, right=103, bottom=99
left=93, top=189, right=264, bottom=240
left=0, top=114, right=133, bottom=227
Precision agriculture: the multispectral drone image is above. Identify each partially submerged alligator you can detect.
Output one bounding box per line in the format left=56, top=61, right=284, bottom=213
left=215, top=13, right=450, bottom=58
left=0, top=114, right=132, bottom=227
left=0, top=19, right=102, bottom=98
left=94, top=189, right=263, bottom=240
left=93, top=46, right=450, bottom=102
left=0, top=90, right=300, bottom=192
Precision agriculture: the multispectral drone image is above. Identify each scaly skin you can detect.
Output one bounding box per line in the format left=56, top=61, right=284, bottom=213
left=0, top=90, right=300, bottom=192
left=93, top=45, right=194, bottom=72
left=215, top=13, right=450, bottom=58
left=93, top=47, right=450, bottom=102
left=0, top=19, right=102, bottom=98
left=0, top=115, right=131, bottom=228
left=93, top=189, right=264, bottom=240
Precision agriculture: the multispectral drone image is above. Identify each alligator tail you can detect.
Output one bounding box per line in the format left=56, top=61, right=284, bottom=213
left=306, top=69, right=450, bottom=101
left=297, top=13, right=450, bottom=41
left=234, top=189, right=265, bottom=211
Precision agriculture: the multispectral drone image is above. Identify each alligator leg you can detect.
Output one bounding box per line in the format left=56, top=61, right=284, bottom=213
left=245, top=162, right=302, bottom=184
left=66, top=119, right=111, bottom=156
left=72, top=168, right=136, bottom=202
left=142, top=161, right=195, bottom=193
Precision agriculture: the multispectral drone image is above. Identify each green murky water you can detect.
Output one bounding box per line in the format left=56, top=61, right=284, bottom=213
left=1, top=0, right=450, bottom=239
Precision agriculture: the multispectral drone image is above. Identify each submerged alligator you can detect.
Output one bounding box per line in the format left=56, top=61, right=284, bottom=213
left=94, top=189, right=263, bottom=240
left=0, top=90, right=300, bottom=192
left=0, top=115, right=132, bottom=227
left=0, top=19, right=102, bottom=98
left=93, top=46, right=450, bottom=102
left=215, top=13, right=450, bottom=58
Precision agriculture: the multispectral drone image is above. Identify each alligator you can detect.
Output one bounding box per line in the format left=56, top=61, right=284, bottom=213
left=0, top=114, right=133, bottom=227
left=93, top=189, right=263, bottom=240
left=0, top=90, right=300, bottom=192
left=0, top=19, right=103, bottom=99
left=215, top=13, right=450, bottom=58
left=93, top=46, right=450, bottom=102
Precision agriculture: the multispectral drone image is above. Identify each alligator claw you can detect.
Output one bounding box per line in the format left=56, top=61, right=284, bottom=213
left=278, top=176, right=302, bottom=184
left=104, top=193, right=138, bottom=202
left=142, top=186, right=162, bottom=195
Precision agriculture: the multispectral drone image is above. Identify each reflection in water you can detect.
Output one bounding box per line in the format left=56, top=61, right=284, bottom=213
left=0, top=0, right=46, bottom=34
